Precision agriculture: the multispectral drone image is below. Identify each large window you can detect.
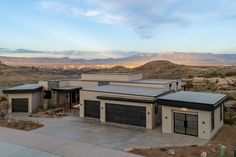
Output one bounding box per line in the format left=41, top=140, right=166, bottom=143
left=211, top=110, right=215, bottom=131
left=43, top=90, right=52, bottom=99
left=220, top=104, right=223, bottom=121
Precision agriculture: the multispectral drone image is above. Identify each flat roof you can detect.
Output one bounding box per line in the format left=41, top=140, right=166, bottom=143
left=3, top=84, right=43, bottom=94
left=132, top=79, right=179, bottom=84
left=82, top=72, right=141, bottom=75
left=157, top=91, right=228, bottom=111
left=52, top=86, right=81, bottom=91
left=82, top=85, right=171, bottom=97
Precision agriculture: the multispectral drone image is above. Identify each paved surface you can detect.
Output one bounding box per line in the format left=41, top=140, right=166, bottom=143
left=0, top=141, right=59, bottom=157
left=8, top=113, right=208, bottom=150
left=0, top=127, right=141, bottom=157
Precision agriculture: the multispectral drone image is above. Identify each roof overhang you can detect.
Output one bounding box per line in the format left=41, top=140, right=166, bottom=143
left=97, top=95, right=156, bottom=104
left=3, top=86, right=43, bottom=94
left=157, top=95, right=228, bottom=111
left=52, top=86, right=81, bottom=92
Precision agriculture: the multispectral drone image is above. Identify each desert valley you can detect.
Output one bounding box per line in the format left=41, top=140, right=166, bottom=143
left=0, top=57, right=236, bottom=157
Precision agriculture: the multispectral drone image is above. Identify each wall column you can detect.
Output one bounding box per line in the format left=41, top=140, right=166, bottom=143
left=146, top=105, right=153, bottom=129
left=100, top=101, right=106, bottom=122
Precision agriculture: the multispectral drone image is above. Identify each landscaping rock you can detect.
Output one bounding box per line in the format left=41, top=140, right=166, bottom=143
left=200, top=152, right=207, bottom=157
left=167, top=149, right=175, bottom=155
left=124, top=147, right=134, bottom=152
left=210, top=147, right=216, bottom=153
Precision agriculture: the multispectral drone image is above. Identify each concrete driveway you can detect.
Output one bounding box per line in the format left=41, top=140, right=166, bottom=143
left=0, top=141, right=59, bottom=157
left=0, top=127, right=141, bottom=157
left=8, top=113, right=207, bottom=150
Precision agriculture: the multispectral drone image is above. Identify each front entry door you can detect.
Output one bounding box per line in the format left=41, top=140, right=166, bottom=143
left=174, top=112, right=198, bottom=136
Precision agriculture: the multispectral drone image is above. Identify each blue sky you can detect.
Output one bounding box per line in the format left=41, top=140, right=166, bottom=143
left=0, top=0, right=236, bottom=57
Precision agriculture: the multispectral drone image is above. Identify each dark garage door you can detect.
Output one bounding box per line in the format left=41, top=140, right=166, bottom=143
left=84, top=100, right=100, bottom=118
left=106, top=103, right=146, bottom=127
left=12, top=98, right=28, bottom=112
left=174, top=112, right=198, bottom=136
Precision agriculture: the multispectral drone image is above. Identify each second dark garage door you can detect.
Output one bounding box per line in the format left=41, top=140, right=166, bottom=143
left=12, top=98, right=28, bottom=112
left=84, top=100, right=100, bottom=118
left=106, top=103, right=146, bottom=127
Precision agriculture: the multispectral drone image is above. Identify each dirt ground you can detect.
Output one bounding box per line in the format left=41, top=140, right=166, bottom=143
left=130, top=125, right=236, bottom=157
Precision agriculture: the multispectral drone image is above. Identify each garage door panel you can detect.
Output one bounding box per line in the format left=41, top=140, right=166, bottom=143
left=106, top=103, right=146, bottom=127
left=84, top=100, right=100, bottom=119
left=12, top=98, right=28, bottom=112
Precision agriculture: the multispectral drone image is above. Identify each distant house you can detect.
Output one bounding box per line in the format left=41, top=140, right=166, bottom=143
left=2, top=73, right=227, bottom=140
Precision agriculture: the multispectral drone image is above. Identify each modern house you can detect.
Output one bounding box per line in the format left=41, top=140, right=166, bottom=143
left=2, top=73, right=227, bottom=139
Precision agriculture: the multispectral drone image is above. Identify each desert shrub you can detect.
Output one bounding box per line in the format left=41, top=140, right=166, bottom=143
left=224, top=119, right=234, bottom=125
left=202, top=72, right=225, bottom=78
left=225, top=72, right=236, bottom=77
left=0, top=110, right=7, bottom=120
left=224, top=110, right=236, bottom=125
left=0, top=97, right=8, bottom=102
left=227, top=95, right=235, bottom=101
left=185, top=82, right=193, bottom=89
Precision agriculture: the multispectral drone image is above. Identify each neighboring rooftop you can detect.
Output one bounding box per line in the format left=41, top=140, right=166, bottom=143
left=133, top=79, right=179, bottom=84
left=3, top=84, right=43, bottom=94
left=81, top=73, right=143, bottom=82
left=157, top=91, right=228, bottom=111
left=82, top=85, right=171, bottom=97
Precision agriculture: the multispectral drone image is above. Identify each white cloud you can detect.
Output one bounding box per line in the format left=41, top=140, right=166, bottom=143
left=40, top=0, right=236, bottom=38
left=40, top=0, right=125, bottom=24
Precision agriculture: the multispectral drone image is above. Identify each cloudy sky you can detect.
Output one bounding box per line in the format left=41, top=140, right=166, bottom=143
left=0, top=0, right=236, bottom=57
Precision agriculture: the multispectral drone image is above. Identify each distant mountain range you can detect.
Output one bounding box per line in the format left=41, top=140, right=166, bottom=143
left=0, top=48, right=236, bottom=68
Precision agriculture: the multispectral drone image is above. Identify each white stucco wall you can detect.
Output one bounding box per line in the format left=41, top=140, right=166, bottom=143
left=68, top=80, right=98, bottom=88
left=32, top=91, right=42, bottom=111
left=7, top=93, right=32, bottom=113
left=110, top=82, right=165, bottom=89
left=38, top=81, right=48, bottom=90
left=161, top=105, right=223, bottom=139
left=59, top=81, right=69, bottom=88
left=81, top=73, right=143, bottom=82
left=211, top=105, right=224, bottom=138
left=80, top=90, right=158, bottom=129
left=7, top=91, right=42, bottom=113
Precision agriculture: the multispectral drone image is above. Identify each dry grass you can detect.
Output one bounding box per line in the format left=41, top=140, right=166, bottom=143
left=0, top=119, right=43, bottom=131
left=130, top=125, right=236, bottom=157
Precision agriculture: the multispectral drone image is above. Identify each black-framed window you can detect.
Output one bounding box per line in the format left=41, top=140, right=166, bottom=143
left=220, top=104, right=223, bottom=121
left=211, top=110, right=215, bottom=131
left=98, top=81, right=110, bottom=86
left=43, top=90, right=52, bottom=99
